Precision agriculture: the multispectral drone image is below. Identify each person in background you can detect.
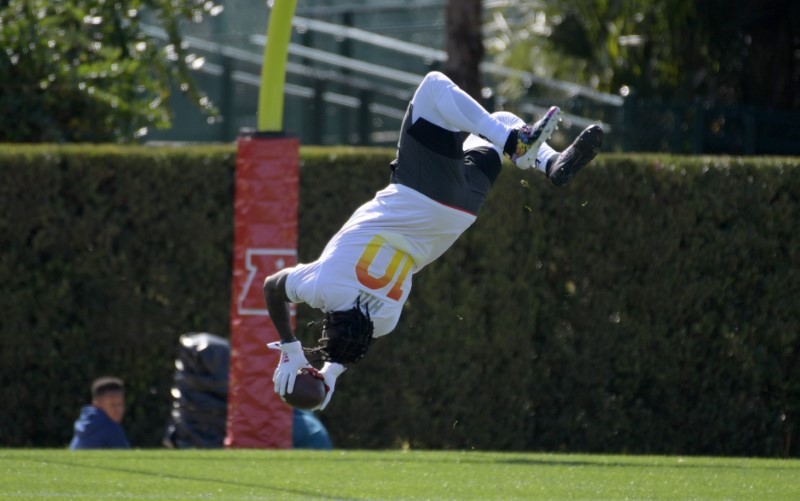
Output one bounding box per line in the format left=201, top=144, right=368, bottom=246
left=293, top=409, right=333, bottom=450
left=70, top=376, right=130, bottom=449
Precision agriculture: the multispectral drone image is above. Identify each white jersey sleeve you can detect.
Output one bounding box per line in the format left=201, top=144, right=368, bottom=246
left=285, top=262, right=321, bottom=307
left=285, top=262, right=355, bottom=315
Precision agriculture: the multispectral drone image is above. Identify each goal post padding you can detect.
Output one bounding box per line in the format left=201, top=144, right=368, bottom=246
left=225, top=134, right=298, bottom=448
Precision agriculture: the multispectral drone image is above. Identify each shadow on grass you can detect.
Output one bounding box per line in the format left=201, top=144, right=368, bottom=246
left=21, top=450, right=798, bottom=472
left=19, top=456, right=364, bottom=501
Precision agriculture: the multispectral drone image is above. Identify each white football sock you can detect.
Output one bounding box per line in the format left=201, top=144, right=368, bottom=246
left=536, top=142, right=559, bottom=173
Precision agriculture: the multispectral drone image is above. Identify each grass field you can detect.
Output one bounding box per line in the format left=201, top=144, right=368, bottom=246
left=2, top=449, right=799, bottom=500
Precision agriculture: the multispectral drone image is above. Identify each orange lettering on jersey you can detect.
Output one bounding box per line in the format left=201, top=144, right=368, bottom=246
left=387, top=257, right=413, bottom=300
left=356, top=235, right=413, bottom=300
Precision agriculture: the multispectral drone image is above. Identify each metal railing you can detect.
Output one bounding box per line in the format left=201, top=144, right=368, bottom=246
left=143, top=4, right=619, bottom=144
left=288, top=15, right=623, bottom=106
left=144, top=12, right=797, bottom=153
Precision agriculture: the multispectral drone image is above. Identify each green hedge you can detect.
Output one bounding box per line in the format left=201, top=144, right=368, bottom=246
left=323, top=154, right=800, bottom=457
left=0, top=145, right=236, bottom=447
left=1, top=145, right=798, bottom=456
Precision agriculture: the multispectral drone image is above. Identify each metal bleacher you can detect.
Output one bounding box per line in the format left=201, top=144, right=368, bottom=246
left=143, top=1, right=799, bottom=155
left=145, top=1, right=620, bottom=147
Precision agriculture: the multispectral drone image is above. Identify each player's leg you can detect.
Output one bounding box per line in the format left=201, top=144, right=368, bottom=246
left=410, top=72, right=559, bottom=168
left=465, top=111, right=603, bottom=187
left=410, top=71, right=511, bottom=145
left=464, top=111, right=556, bottom=171
left=544, top=124, right=604, bottom=187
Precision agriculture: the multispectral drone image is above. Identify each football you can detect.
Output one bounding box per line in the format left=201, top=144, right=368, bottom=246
left=281, top=368, right=327, bottom=410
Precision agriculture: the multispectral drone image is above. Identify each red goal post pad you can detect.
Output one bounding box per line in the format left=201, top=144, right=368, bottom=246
left=225, top=133, right=298, bottom=448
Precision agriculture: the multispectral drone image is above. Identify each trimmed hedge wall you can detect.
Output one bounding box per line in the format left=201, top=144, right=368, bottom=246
left=0, top=145, right=236, bottom=447
left=328, top=154, right=800, bottom=457
left=1, top=145, right=798, bottom=456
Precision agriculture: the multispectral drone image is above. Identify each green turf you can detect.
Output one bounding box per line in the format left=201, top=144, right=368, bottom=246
left=1, top=449, right=798, bottom=500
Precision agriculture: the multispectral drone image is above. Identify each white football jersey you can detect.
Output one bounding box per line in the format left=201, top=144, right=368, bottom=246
left=285, top=183, right=477, bottom=336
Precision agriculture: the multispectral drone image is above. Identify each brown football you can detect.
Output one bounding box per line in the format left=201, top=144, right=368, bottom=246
left=281, top=368, right=327, bottom=410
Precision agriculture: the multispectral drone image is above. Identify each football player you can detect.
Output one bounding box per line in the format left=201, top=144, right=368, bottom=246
left=264, top=71, right=603, bottom=409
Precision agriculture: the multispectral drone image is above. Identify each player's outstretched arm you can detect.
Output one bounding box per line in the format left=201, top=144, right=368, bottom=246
left=264, top=269, right=314, bottom=396
left=263, top=269, right=295, bottom=343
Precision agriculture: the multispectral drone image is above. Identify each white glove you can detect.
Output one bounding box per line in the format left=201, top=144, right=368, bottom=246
left=314, top=362, right=346, bottom=411
left=267, top=340, right=311, bottom=396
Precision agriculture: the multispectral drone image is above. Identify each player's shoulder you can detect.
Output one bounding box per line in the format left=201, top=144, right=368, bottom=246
left=283, top=262, right=321, bottom=289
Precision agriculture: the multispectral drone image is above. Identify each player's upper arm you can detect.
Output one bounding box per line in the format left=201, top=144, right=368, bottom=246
left=264, top=269, right=291, bottom=303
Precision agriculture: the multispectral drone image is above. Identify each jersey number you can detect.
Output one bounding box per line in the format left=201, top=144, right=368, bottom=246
left=356, top=235, right=413, bottom=300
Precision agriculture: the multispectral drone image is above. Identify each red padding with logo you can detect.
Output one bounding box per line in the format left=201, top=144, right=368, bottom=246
left=225, top=135, right=298, bottom=448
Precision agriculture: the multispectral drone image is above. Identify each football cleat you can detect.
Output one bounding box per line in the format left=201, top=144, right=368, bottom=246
left=545, top=124, right=604, bottom=187
left=509, top=106, right=561, bottom=170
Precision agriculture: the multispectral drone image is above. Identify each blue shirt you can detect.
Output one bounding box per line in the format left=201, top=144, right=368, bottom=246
left=69, top=405, right=130, bottom=449
left=292, top=409, right=332, bottom=450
